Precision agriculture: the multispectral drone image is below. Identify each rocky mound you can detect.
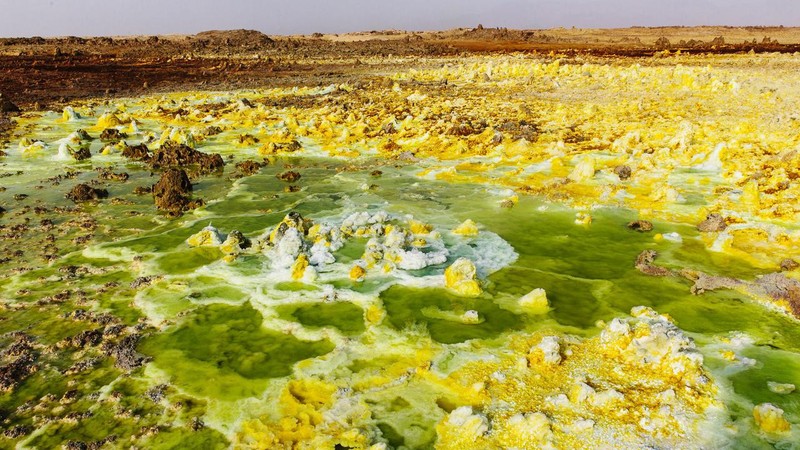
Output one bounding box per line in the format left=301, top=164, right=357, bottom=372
left=152, top=168, right=202, bottom=214
left=194, top=29, right=274, bottom=47
left=66, top=184, right=108, bottom=202
left=234, top=159, right=267, bottom=176
left=122, top=143, right=151, bottom=161
left=149, top=141, right=224, bottom=174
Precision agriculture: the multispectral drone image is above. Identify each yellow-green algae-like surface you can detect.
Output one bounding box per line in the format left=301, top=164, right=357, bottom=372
left=1, top=52, right=800, bottom=449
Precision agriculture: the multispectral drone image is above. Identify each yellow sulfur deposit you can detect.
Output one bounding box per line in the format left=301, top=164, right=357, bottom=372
left=235, top=379, right=384, bottom=450
left=18, top=137, right=46, bottom=154
left=408, top=219, right=433, bottom=235
left=95, top=112, right=125, bottom=129
left=574, top=212, right=592, bottom=226
left=349, top=264, right=367, bottom=282
left=433, top=307, right=720, bottom=449
left=219, top=230, right=249, bottom=255
left=568, top=156, right=596, bottom=181
left=444, top=258, right=482, bottom=297
left=753, top=403, right=791, bottom=434
left=518, top=288, right=550, bottom=314
left=186, top=225, right=224, bottom=247
left=290, top=254, right=310, bottom=281
left=452, top=219, right=479, bottom=236
left=61, top=106, right=81, bottom=121
left=435, top=407, right=491, bottom=449
left=228, top=306, right=727, bottom=449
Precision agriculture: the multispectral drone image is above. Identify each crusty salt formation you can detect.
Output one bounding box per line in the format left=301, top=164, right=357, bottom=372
left=433, top=307, right=723, bottom=449
left=232, top=307, right=725, bottom=449
left=181, top=210, right=510, bottom=292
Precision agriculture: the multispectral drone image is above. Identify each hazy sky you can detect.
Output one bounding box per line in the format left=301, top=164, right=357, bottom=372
left=1, top=0, right=798, bottom=37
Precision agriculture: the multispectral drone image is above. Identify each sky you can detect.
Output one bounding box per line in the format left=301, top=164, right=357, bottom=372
left=0, top=0, right=798, bottom=38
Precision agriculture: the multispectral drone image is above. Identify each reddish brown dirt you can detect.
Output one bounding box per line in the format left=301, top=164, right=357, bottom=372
left=0, top=55, right=348, bottom=108
left=2, top=27, right=800, bottom=111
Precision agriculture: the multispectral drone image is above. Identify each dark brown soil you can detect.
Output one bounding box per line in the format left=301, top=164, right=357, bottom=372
left=0, top=92, right=19, bottom=112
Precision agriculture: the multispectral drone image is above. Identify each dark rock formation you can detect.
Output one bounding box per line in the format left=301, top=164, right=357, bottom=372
left=99, top=128, right=126, bottom=142
left=122, top=143, right=151, bottom=161
left=780, top=258, right=799, bottom=272
left=234, top=159, right=267, bottom=176
left=614, top=165, right=632, bottom=180
left=634, top=250, right=673, bottom=277
left=70, top=145, right=92, bottom=161
left=277, top=170, right=301, bottom=182
left=104, top=334, right=149, bottom=371
left=152, top=168, right=202, bottom=214
left=150, top=141, right=224, bottom=174
left=66, top=184, right=108, bottom=202
left=627, top=220, right=653, bottom=232
left=697, top=213, right=727, bottom=232
left=0, top=334, right=38, bottom=392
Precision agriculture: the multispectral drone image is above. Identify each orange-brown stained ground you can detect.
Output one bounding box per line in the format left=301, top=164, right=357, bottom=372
left=3, top=26, right=800, bottom=109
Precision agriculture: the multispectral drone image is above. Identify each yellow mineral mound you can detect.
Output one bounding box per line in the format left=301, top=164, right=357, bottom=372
left=291, top=254, right=310, bottom=280
left=408, top=219, right=433, bottom=235
left=95, top=112, right=124, bottom=129
left=568, top=156, right=596, bottom=181
left=61, top=106, right=81, bottom=121
left=444, top=258, right=481, bottom=297
left=18, top=137, right=46, bottom=155
left=220, top=230, right=250, bottom=256
left=433, top=307, right=720, bottom=449
left=269, top=212, right=310, bottom=244
left=753, top=403, right=791, bottom=434
left=452, top=219, right=479, bottom=236
left=435, top=407, right=491, bottom=450
left=518, top=288, right=550, bottom=314
left=235, top=378, right=383, bottom=450
left=349, top=264, right=367, bottom=282
left=186, top=226, right=224, bottom=247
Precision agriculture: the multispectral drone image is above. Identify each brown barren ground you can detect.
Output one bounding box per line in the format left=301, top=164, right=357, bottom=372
left=1, top=26, right=800, bottom=109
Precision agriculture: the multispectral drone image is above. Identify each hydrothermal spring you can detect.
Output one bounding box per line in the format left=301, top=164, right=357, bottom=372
left=1, top=53, right=800, bottom=449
